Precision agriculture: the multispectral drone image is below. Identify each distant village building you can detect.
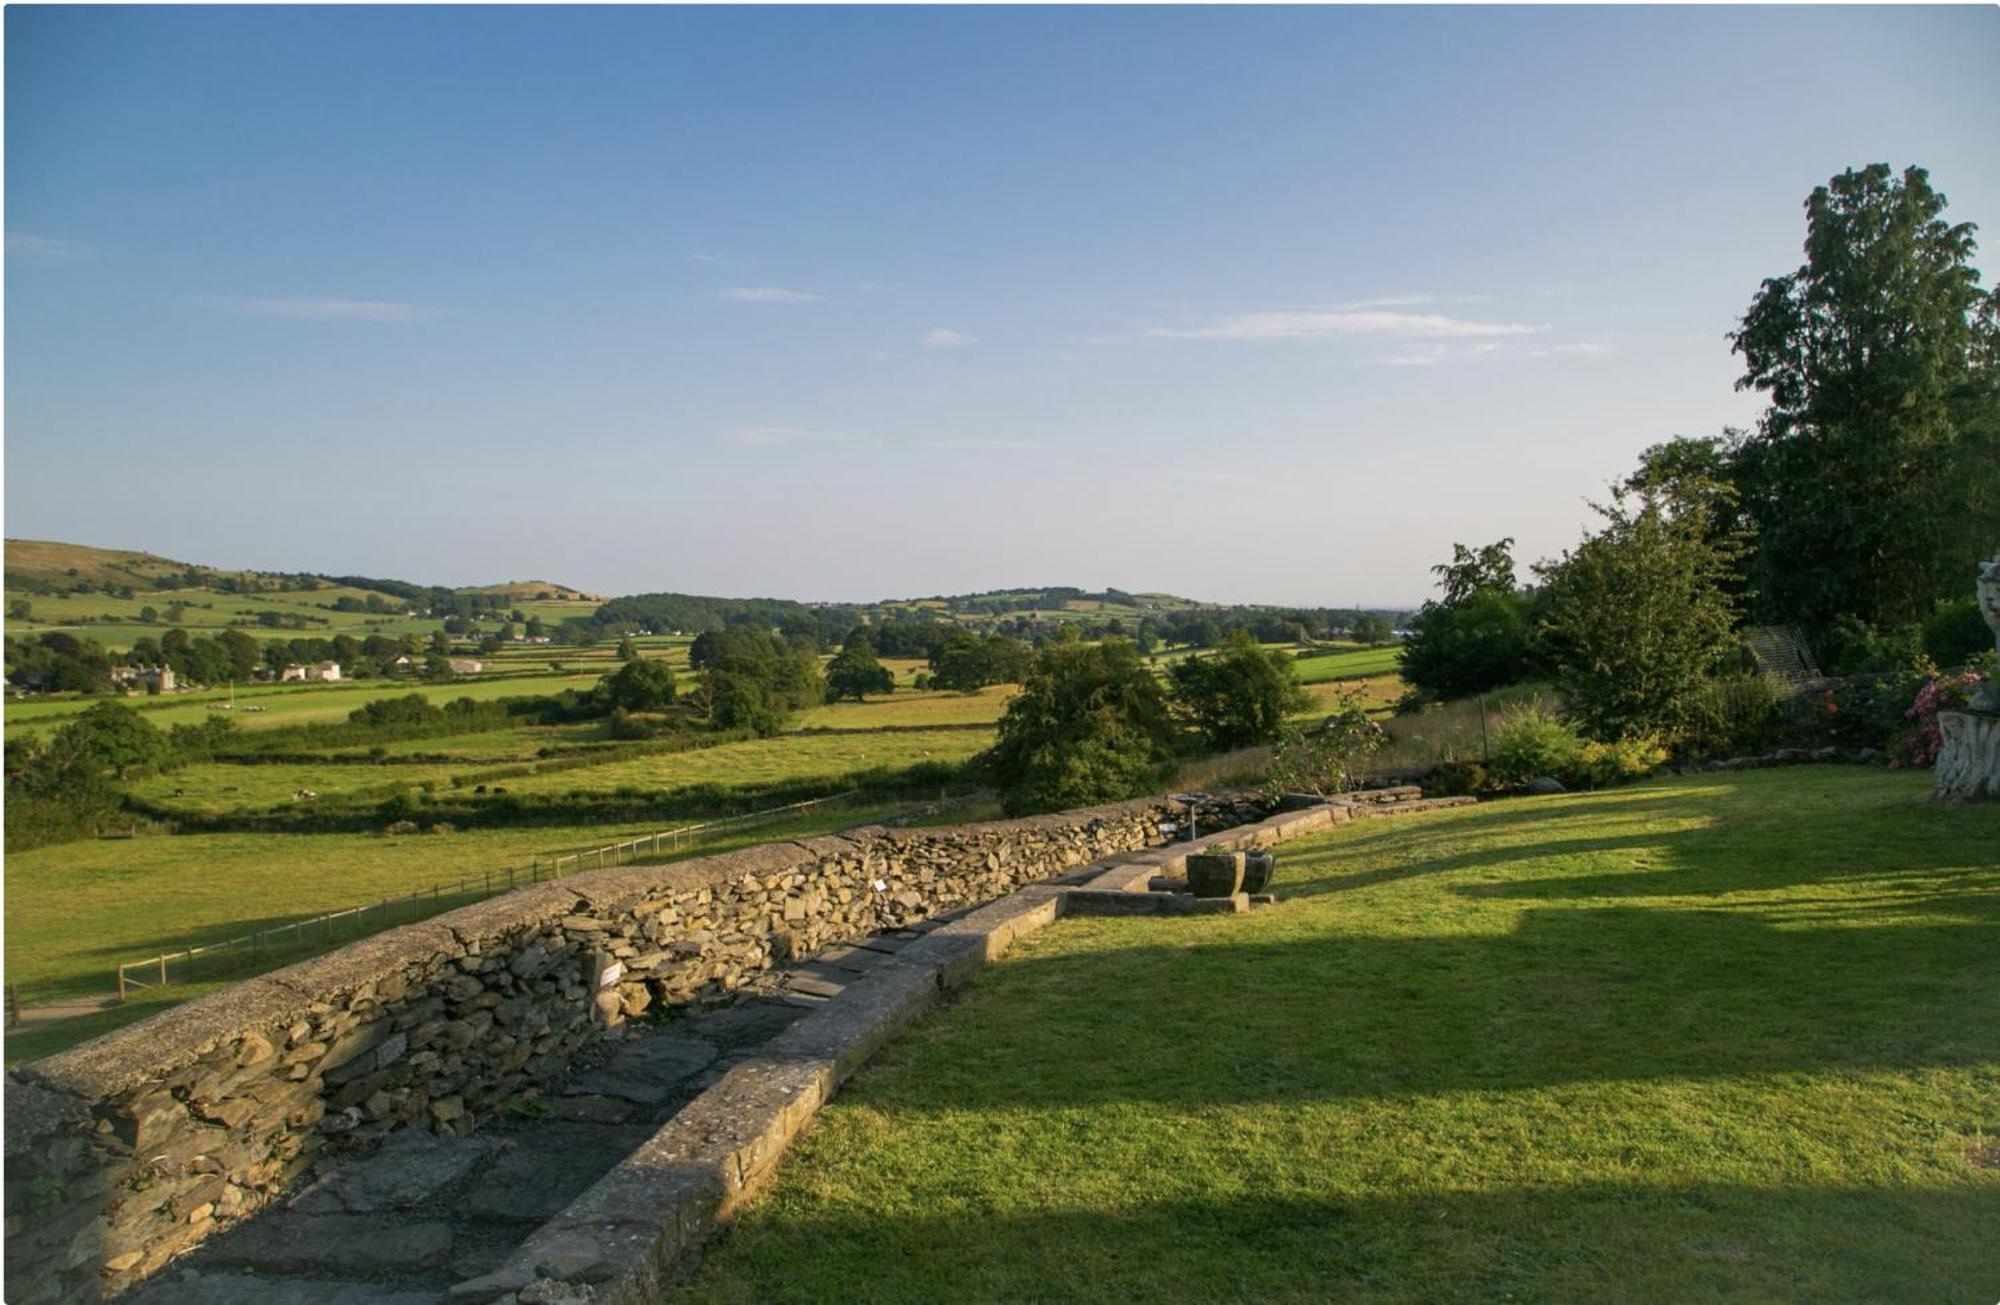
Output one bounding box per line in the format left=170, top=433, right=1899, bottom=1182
left=280, top=662, right=342, bottom=683
left=111, top=665, right=176, bottom=693
left=447, top=658, right=484, bottom=675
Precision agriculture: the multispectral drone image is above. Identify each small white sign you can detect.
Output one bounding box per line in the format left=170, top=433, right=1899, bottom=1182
left=596, top=962, right=625, bottom=988
left=1157, top=822, right=1178, bottom=835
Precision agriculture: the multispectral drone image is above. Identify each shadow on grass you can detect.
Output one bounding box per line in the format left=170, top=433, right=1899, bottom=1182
left=854, top=904, right=1998, bottom=1112
left=681, top=1181, right=2000, bottom=1305
left=1277, top=770, right=1991, bottom=906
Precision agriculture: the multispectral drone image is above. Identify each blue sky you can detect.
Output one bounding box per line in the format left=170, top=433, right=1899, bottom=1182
left=6, top=5, right=1997, bottom=606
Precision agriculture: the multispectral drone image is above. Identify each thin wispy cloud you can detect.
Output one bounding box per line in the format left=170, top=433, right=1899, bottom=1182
left=1550, top=341, right=1614, bottom=356
left=921, top=327, right=976, bottom=348
left=1333, top=294, right=1437, bottom=310
left=1376, top=344, right=1451, bottom=367
left=215, top=296, right=424, bottom=321
left=729, top=425, right=863, bottom=447
left=719, top=287, right=822, bottom=303
left=1174, top=469, right=1258, bottom=486
left=7, top=232, right=87, bottom=260
left=923, top=437, right=1040, bottom=451
left=1148, top=309, right=1540, bottom=341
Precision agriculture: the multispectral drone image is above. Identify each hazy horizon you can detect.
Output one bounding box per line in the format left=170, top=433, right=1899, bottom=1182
left=6, top=6, right=1997, bottom=607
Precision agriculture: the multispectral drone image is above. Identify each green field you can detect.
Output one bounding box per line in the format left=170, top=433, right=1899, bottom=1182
left=498, top=727, right=993, bottom=797
left=1290, top=643, right=1402, bottom=682
left=675, top=767, right=1999, bottom=1303
left=798, top=684, right=1017, bottom=730
left=3, top=670, right=605, bottom=740
left=0, top=800, right=934, bottom=1064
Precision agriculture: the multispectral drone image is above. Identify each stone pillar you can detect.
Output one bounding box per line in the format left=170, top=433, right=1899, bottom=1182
left=1934, top=559, right=2000, bottom=801
left=1936, top=712, right=2000, bottom=801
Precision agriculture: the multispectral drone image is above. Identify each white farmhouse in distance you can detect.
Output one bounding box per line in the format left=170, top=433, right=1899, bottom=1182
left=280, top=662, right=343, bottom=683
left=447, top=658, right=484, bottom=675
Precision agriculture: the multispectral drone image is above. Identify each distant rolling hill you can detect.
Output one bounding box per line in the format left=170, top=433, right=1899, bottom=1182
left=457, top=580, right=599, bottom=602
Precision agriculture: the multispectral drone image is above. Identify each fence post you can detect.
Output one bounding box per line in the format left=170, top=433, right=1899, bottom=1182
left=158, top=955, right=168, bottom=987
left=117, top=967, right=127, bottom=1003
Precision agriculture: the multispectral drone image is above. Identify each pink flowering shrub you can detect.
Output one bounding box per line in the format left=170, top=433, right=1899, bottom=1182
left=1892, top=671, right=1982, bottom=768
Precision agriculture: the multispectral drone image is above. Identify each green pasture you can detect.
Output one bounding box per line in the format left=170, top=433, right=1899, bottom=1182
left=1, top=801, right=931, bottom=1063
left=677, top=767, right=2000, bottom=1304
left=3, top=670, right=604, bottom=740
left=498, top=727, right=992, bottom=798
left=126, top=759, right=482, bottom=814
left=322, top=721, right=610, bottom=760
left=798, top=685, right=1017, bottom=730
left=1290, top=643, right=1402, bottom=682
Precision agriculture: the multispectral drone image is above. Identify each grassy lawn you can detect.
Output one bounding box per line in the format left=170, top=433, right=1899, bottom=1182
left=676, top=767, right=2000, bottom=1303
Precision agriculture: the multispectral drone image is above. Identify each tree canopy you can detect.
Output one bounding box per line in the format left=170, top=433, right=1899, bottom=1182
left=1730, top=163, right=2000, bottom=635
left=1168, top=630, right=1312, bottom=752
left=986, top=640, right=1180, bottom=815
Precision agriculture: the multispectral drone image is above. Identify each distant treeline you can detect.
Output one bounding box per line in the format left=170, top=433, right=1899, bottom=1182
left=591, top=592, right=860, bottom=641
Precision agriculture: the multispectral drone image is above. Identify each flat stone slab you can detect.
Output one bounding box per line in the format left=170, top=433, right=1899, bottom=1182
left=562, top=1034, right=718, bottom=1106
left=810, top=944, right=887, bottom=975
left=202, top=1212, right=455, bottom=1276
left=293, top=1130, right=503, bottom=1214
left=1064, top=889, right=1248, bottom=916
left=783, top=973, right=847, bottom=999
left=463, top=1124, right=654, bottom=1224
left=685, top=998, right=807, bottom=1049
left=129, top=1272, right=444, bottom=1305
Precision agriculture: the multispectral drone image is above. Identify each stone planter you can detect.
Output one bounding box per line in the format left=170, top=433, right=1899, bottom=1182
left=1185, top=851, right=1244, bottom=899
left=1241, top=851, right=1277, bottom=895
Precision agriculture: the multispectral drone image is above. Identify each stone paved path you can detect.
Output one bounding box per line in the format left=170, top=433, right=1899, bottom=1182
left=123, top=914, right=967, bottom=1304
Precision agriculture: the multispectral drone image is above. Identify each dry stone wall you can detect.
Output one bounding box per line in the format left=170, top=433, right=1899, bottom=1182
left=4, top=795, right=1243, bottom=1304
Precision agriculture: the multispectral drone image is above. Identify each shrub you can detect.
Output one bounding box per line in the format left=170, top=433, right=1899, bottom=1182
left=1823, top=616, right=1932, bottom=677
left=1893, top=670, right=1983, bottom=768
left=1575, top=737, right=1668, bottom=788
left=1423, top=759, right=1488, bottom=797
left=1685, top=675, right=1783, bottom=759
left=1782, top=673, right=1927, bottom=750
left=1262, top=685, right=1384, bottom=799
left=1488, top=705, right=1585, bottom=786
left=1922, top=599, right=1993, bottom=669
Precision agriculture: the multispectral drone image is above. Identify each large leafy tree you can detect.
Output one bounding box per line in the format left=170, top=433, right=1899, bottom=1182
left=987, top=639, right=1180, bottom=815
left=1731, top=164, right=2000, bottom=635
left=825, top=638, right=894, bottom=702
left=598, top=657, right=677, bottom=712
left=1534, top=490, right=1746, bottom=741
left=1398, top=539, right=1536, bottom=700
left=53, top=701, right=168, bottom=779
left=1169, top=629, right=1312, bottom=751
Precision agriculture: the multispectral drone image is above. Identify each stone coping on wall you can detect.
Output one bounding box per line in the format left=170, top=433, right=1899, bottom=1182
left=448, top=799, right=1356, bottom=1305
